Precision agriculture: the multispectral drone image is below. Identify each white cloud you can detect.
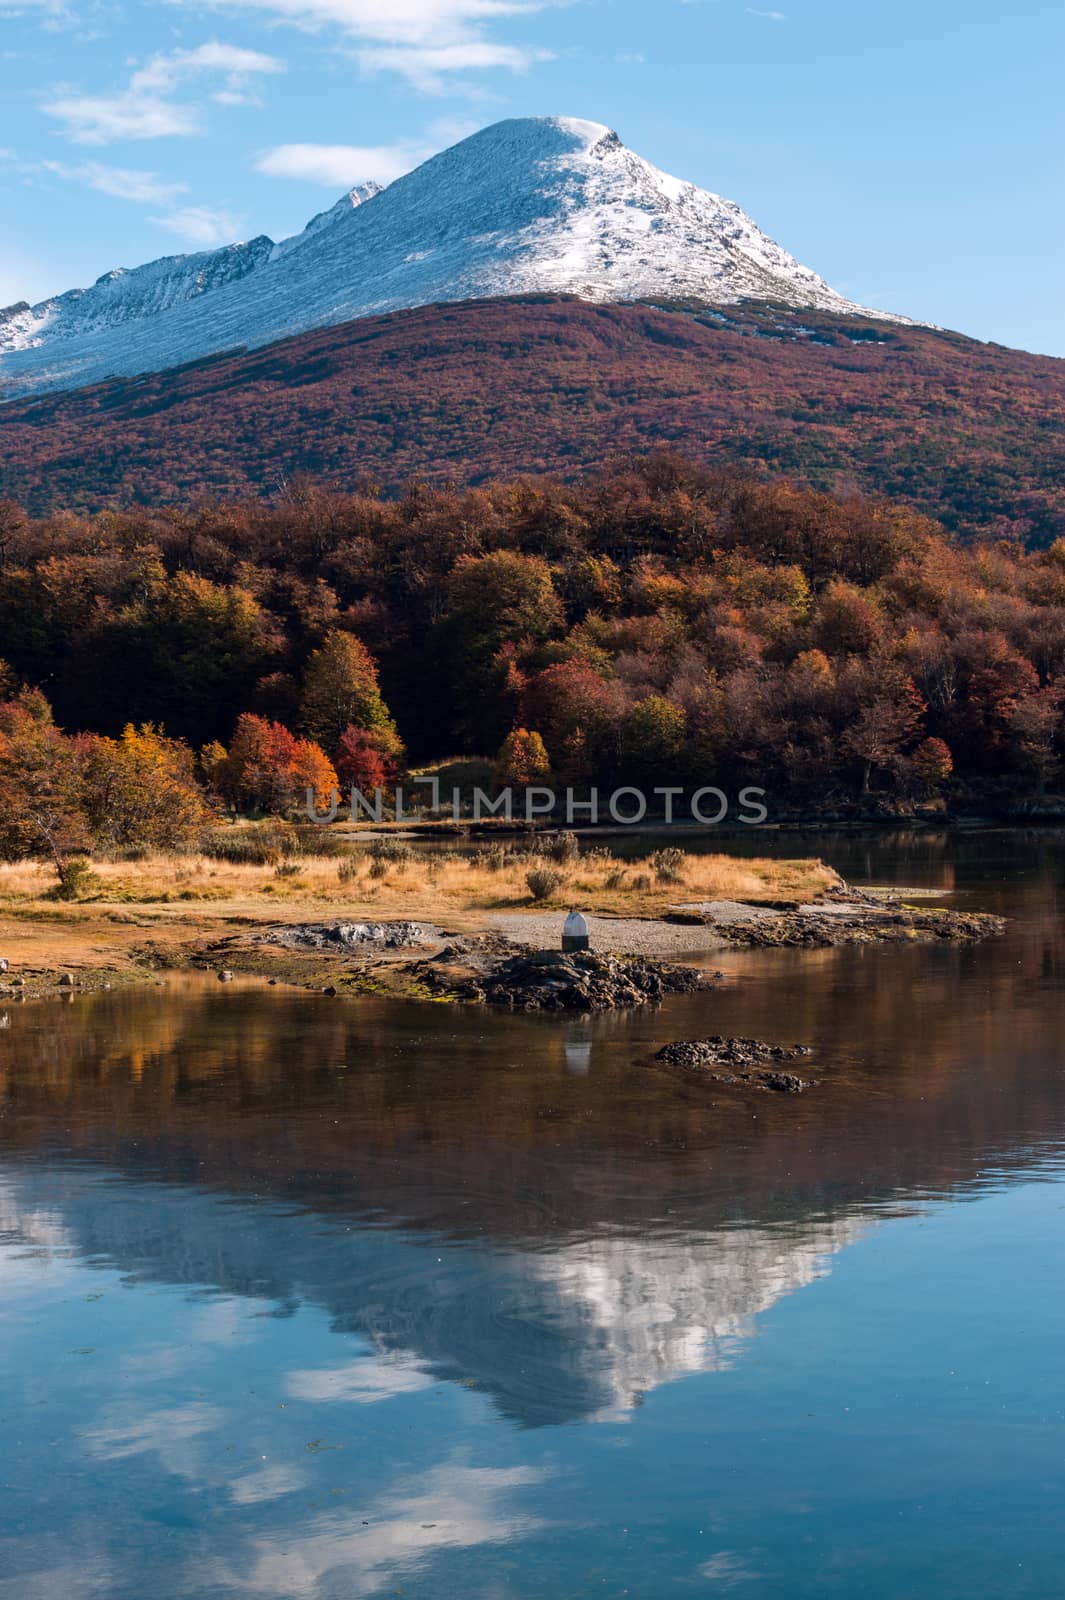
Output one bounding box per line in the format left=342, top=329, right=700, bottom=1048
left=43, top=90, right=198, bottom=143
left=152, top=204, right=242, bottom=245
left=358, top=39, right=551, bottom=88
left=41, top=158, right=187, bottom=204
left=43, top=40, right=284, bottom=144
left=3, top=156, right=238, bottom=256
left=258, top=138, right=430, bottom=185
left=285, top=1353, right=436, bottom=1403
left=83, top=1403, right=223, bottom=1465
left=258, top=115, right=478, bottom=184
left=234, top=1460, right=546, bottom=1597
left=745, top=7, right=786, bottom=16
left=228, top=1462, right=310, bottom=1505
left=0, top=0, right=77, bottom=27
left=131, top=41, right=284, bottom=94
left=178, top=0, right=535, bottom=47
left=169, top=0, right=551, bottom=86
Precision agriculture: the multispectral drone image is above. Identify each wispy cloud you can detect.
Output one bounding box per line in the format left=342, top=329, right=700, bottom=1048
left=258, top=140, right=428, bottom=185
left=285, top=1354, right=436, bottom=1403
left=5, top=152, right=237, bottom=252
left=170, top=0, right=551, bottom=87
left=0, top=0, right=78, bottom=29
left=258, top=115, right=477, bottom=185
left=745, top=7, right=786, bottom=17
left=151, top=204, right=242, bottom=245
left=43, top=89, right=198, bottom=143
left=43, top=41, right=284, bottom=144
left=358, top=40, right=552, bottom=89
left=40, top=158, right=187, bottom=204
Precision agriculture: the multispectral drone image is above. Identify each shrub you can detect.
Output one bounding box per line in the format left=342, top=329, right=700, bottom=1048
left=650, top=847, right=686, bottom=884
left=51, top=856, right=100, bottom=901
left=367, top=839, right=414, bottom=865
left=526, top=866, right=562, bottom=902
left=337, top=855, right=361, bottom=885
left=543, top=831, right=580, bottom=864
left=202, top=821, right=300, bottom=865
left=291, top=825, right=347, bottom=858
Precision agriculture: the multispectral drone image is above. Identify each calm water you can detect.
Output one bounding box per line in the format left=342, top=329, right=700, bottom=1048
left=2, top=830, right=1065, bottom=1599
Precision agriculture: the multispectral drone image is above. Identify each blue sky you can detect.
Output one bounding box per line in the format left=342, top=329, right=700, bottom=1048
left=2, top=0, right=1062, bottom=354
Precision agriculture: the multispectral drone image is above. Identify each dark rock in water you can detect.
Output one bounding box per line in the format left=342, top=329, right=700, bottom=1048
left=655, top=1036, right=817, bottom=1093
left=419, top=947, right=710, bottom=1012
left=719, top=904, right=1006, bottom=948
left=217, top=970, right=235, bottom=983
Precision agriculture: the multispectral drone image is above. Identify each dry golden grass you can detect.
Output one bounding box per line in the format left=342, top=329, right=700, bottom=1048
left=0, top=846, right=838, bottom=924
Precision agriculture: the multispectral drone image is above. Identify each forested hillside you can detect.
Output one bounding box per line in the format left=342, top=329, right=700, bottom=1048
left=1, top=297, right=1063, bottom=544
left=2, top=455, right=1065, bottom=820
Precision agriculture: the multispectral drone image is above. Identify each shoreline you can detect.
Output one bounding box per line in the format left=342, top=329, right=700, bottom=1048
left=0, top=886, right=1006, bottom=1007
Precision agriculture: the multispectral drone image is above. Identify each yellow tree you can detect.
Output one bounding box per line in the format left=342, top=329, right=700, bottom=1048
left=79, top=724, right=210, bottom=850
left=0, top=689, right=91, bottom=890
left=300, top=630, right=400, bottom=754
left=495, top=728, right=551, bottom=788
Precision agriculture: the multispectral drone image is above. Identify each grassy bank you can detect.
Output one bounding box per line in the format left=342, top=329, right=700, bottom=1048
left=0, top=839, right=839, bottom=991
left=0, top=842, right=837, bottom=919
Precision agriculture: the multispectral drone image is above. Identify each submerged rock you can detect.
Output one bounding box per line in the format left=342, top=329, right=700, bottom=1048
left=655, top=1036, right=817, bottom=1093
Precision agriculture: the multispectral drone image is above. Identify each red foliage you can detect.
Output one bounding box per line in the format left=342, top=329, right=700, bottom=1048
left=1, top=297, right=1063, bottom=544
left=221, top=713, right=338, bottom=814
left=334, top=724, right=400, bottom=793
left=2, top=453, right=1065, bottom=810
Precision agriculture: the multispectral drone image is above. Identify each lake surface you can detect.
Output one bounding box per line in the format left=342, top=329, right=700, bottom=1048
left=2, top=830, right=1065, bottom=1599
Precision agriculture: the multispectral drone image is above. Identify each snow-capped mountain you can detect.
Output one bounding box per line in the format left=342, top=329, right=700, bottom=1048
left=0, top=116, right=896, bottom=399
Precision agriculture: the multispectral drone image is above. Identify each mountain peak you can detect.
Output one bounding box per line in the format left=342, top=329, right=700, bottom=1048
left=271, top=179, right=385, bottom=262
left=0, top=116, right=902, bottom=399
left=465, top=114, right=618, bottom=150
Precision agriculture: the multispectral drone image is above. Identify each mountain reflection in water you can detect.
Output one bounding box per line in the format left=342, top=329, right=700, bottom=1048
left=2, top=829, right=1065, bottom=1598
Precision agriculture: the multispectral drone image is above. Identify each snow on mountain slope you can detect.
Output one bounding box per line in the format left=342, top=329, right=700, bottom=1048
left=0, top=236, right=274, bottom=358
left=0, top=116, right=901, bottom=399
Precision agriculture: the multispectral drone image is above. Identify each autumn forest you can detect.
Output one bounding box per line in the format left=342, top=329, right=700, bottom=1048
left=2, top=447, right=1065, bottom=875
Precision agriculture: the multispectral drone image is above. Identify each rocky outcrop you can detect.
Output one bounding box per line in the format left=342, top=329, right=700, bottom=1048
left=417, top=946, right=711, bottom=1012
left=670, top=898, right=1006, bottom=948
left=654, top=1037, right=817, bottom=1093
left=268, top=921, right=441, bottom=951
